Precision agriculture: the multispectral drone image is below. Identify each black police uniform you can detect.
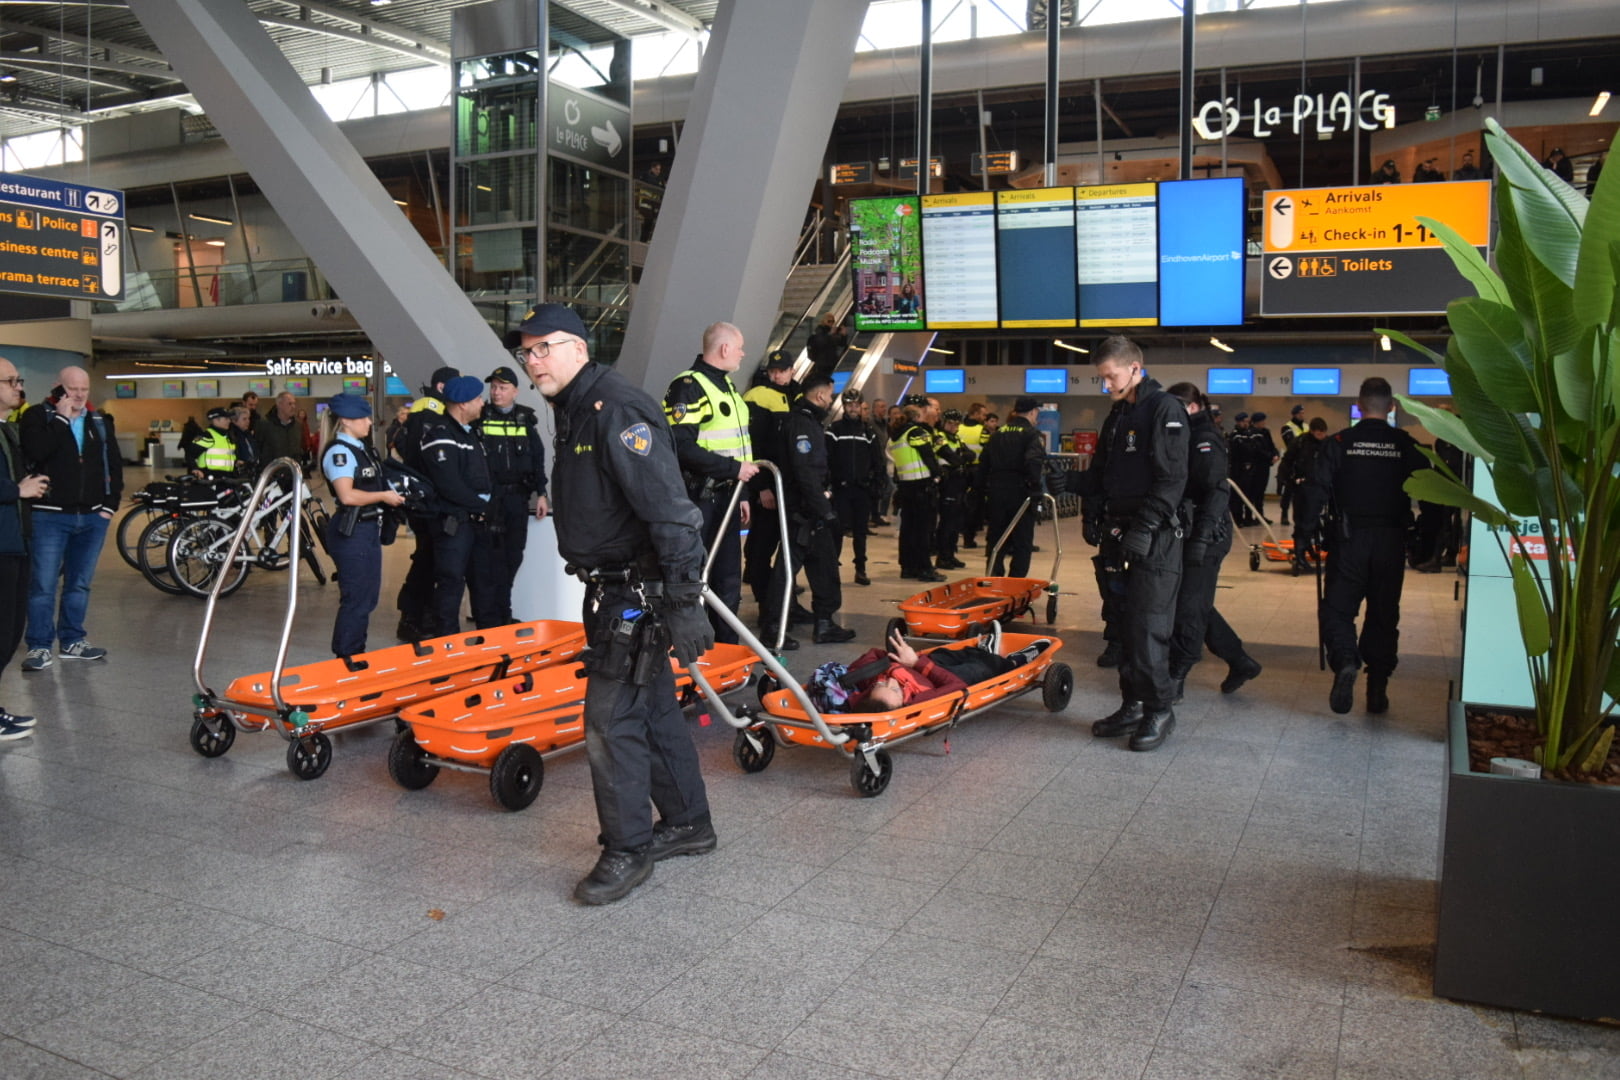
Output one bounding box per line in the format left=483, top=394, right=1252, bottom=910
left=1169, top=410, right=1251, bottom=682
left=321, top=432, right=389, bottom=657
left=893, top=418, right=940, bottom=579
left=416, top=412, right=496, bottom=637
left=741, top=379, right=794, bottom=608
left=979, top=417, right=1046, bottom=577
left=1286, top=432, right=1330, bottom=560
left=395, top=393, right=449, bottom=637
left=665, top=359, right=752, bottom=644
left=932, top=426, right=973, bottom=568
left=473, top=399, right=546, bottom=627
left=550, top=361, right=712, bottom=855
left=1068, top=377, right=1189, bottom=736
left=827, top=409, right=879, bottom=582
left=763, top=396, right=847, bottom=638
left=1313, top=417, right=1428, bottom=697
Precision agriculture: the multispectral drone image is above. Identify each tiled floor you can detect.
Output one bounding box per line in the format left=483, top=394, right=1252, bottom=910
left=2, top=498, right=1616, bottom=1079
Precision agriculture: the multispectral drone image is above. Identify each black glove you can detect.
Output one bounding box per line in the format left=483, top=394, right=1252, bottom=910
left=820, top=514, right=840, bottom=534
left=1121, top=523, right=1153, bottom=560
left=1183, top=540, right=1208, bottom=566
left=661, top=581, right=713, bottom=667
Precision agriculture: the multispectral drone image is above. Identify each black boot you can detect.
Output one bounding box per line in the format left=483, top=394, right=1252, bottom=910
left=789, top=602, right=815, bottom=627
left=1169, top=673, right=1187, bottom=705
left=813, top=618, right=857, bottom=644
left=853, top=567, right=871, bottom=586
left=395, top=618, right=422, bottom=642
left=1329, top=663, right=1358, bottom=715
left=1092, top=700, right=1144, bottom=738
left=1130, top=708, right=1176, bottom=752
left=1097, top=641, right=1123, bottom=668
left=648, top=819, right=717, bottom=861
left=1220, top=655, right=1263, bottom=694
left=759, top=624, right=799, bottom=651
left=1366, top=674, right=1390, bottom=714
left=573, top=848, right=653, bottom=905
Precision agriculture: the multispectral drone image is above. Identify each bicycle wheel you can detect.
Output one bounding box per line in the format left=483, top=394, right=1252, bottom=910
left=299, top=523, right=328, bottom=586
left=136, top=514, right=190, bottom=595
left=116, top=504, right=159, bottom=569
left=169, top=517, right=251, bottom=599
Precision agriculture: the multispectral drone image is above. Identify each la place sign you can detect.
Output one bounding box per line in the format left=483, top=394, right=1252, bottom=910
left=1193, top=90, right=1396, bottom=140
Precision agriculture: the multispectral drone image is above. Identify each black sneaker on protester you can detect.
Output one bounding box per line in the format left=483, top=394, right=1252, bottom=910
left=1009, top=639, right=1054, bottom=666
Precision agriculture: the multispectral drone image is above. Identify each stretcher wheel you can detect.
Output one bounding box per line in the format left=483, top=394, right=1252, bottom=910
left=850, top=748, right=893, bottom=798
left=490, top=744, right=544, bottom=811
left=188, top=711, right=235, bottom=758
left=732, top=727, right=775, bottom=773
left=387, top=729, right=439, bottom=791
left=754, top=673, right=778, bottom=708
left=1045, top=592, right=1059, bottom=625
left=1249, top=549, right=1261, bottom=571
left=885, top=616, right=907, bottom=644
left=286, top=731, right=332, bottom=780
left=1041, top=663, right=1074, bottom=712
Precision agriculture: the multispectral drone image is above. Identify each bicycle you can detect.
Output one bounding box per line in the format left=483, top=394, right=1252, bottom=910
left=162, top=465, right=330, bottom=598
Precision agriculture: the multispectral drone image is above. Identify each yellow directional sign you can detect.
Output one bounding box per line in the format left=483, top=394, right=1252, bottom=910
left=1263, top=180, right=1490, bottom=252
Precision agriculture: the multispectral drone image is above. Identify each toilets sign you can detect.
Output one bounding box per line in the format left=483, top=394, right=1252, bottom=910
left=0, top=172, right=125, bottom=301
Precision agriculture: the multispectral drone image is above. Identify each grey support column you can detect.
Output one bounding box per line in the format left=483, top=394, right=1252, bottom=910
left=126, top=0, right=503, bottom=389
left=616, top=0, right=870, bottom=391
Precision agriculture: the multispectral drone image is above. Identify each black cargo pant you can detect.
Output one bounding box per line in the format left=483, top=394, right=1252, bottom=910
left=986, top=490, right=1036, bottom=578
left=832, top=483, right=870, bottom=572
left=1170, top=537, right=1245, bottom=675
left=934, top=483, right=965, bottom=564
left=472, top=488, right=531, bottom=628
left=896, top=481, right=937, bottom=575
left=743, top=492, right=780, bottom=608
left=697, top=493, right=742, bottom=644
left=1104, top=527, right=1183, bottom=710
left=763, top=515, right=842, bottom=625
left=580, top=583, right=711, bottom=852
left=1319, top=522, right=1407, bottom=679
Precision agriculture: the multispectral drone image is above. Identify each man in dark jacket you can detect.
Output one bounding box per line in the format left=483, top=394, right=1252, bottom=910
left=256, top=391, right=307, bottom=468
left=19, top=365, right=122, bottom=672
left=394, top=365, right=459, bottom=641
left=827, top=389, right=879, bottom=586
left=474, top=365, right=549, bottom=628
left=979, top=397, right=1046, bottom=577
left=805, top=314, right=848, bottom=380
left=417, top=376, right=497, bottom=638
left=0, top=357, right=45, bottom=735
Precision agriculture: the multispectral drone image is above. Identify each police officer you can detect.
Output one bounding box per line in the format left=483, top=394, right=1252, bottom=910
left=1286, top=416, right=1331, bottom=568
left=664, top=322, right=759, bottom=644
left=764, top=374, right=855, bottom=644
left=1278, top=404, right=1308, bottom=525
left=1163, top=384, right=1262, bottom=701
left=518, top=303, right=715, bottom=906
left=416, top=375, right=496, bottom=638
left=1066, top=336, right=1188, bottom=752
left=320, top=395, right=404, bottom=658
left=957, top=402, right=989, bottom=548
left=741, top=351, right=797, bottom=612
left=395, top=365, right=459, bottom=641
left=1312, top=377, right=1428, bottom=715
left=186, top=407, right=239, bottom=480
left=1226, top=412, right=1256, bottom=524
left=892, top=395, right=942, bottom=581
left=473, top=365, right=548, bottom=627
left=979, top=396, right=1046, bottom=577
left=932, top=410, right=972, bottom=571
left=827, top=389, right=879, bottom=587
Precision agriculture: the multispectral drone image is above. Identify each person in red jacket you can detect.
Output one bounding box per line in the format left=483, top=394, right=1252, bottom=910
left=848, top=627, right=1048, bottom=711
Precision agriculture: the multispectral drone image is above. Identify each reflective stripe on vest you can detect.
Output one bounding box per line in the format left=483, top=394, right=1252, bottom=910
left=742, top=384, right=790, bottom=413
left=892, top=426, right=931, bottom=481
left=479, top=419, right=528, bottom=438
left=677, top=370, right=753, bottom=460
left=198, top=430, right=236, bottom=472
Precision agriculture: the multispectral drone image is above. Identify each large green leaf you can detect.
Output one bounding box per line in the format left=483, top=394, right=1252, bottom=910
left=1493, top=460, right=1543, bottom=519
left=1550, top=327, right=1596, bottom=427
left=1605, top=639, right=1620, bottom=704
left=1447, top=297, right=1539, bottom=411
left=1572, top=126, right=1620, bottom=326
left=1508, top=554, right=1552, bottom=657
left=1376, top=328, right=1444, bottom=365
left=1492, top=181, right=1582, bottom=359
left=1404, top=468, right=1510, bottom=526
left=1396, top=394, right=1491, bottom=462
left=1485, top=118, right=1587, bottom=289
left=1416, top=215, right=1510, bottom=306
left=1445, top=341, right=1532, bottom=466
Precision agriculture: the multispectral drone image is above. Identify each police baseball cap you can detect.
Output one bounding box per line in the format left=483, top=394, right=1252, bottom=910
left=429, top=366, right=461, bottom=388
left=327, top=393, right=371, bottom=419
left=765, top=350, right=793, bottom=370
left=1250, top=411, right=1268, bottom=422
left=206, top=406, right=232, bottom=421
left=941, top=409, right=963, bottom=423
left=902, top=394, right=929, bottom=407
left=1013, top=396, right=1040, bottom=414
left=1291, top=404, right=1305, bottom=415
left=516, top=303, right=589, bottom=341
left=486, top=366, right=521, bottom=386
left=443, top=375, right=485, bottom=404
left=1234, top=411, right=1249, bottom=422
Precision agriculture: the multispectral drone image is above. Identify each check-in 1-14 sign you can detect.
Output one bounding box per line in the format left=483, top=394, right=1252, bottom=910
left=0, top=172, right=125, bottom=301
left=1259, top=180, right=1490, bottom=317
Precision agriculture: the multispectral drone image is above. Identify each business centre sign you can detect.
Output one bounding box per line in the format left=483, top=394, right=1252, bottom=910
left=1193, top=90, right=1396, bottom=140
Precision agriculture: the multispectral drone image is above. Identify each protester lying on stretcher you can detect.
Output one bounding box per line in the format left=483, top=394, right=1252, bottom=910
left=845, top=628, right=1052, bottom=712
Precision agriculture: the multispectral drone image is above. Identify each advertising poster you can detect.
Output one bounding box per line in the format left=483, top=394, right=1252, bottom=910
left=996, top=187, right=1077, bottom=328
left=849, top=196, right=925, bottom=331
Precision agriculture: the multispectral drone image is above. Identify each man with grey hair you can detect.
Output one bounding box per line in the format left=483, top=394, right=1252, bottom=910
left=256, top=390, right=305, bottom=467
left=0, top=356, right=46, bottom=734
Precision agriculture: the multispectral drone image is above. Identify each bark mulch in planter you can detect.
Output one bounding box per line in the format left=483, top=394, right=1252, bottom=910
left=1465, top=707, right=1620, bottom=785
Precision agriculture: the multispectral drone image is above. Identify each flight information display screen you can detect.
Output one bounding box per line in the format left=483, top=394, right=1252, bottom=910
left=925, top=368, right=965, bottom=393
left=920, top=192, right=999, bottom=328
left=1077, top=182, right=1158, bottom=327
left=849, top=196, right=925, bottom=331
left=1207, top=367, right=1254, bottom=395
left=1292, top=368, right=1341, bottom=395
left=1157, top=177, right=1246, bottom=326
left=1408, top=368, right=1453, bottom=395
left=996, top=187, right=1076, bottom=328
left=1025, top=368, right=1069, bottom=395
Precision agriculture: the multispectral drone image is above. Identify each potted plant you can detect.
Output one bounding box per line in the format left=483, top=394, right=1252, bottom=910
left=1386, top=118, right=1620, bottom=1020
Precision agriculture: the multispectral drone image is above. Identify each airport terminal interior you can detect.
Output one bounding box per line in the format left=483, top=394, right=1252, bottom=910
left=0, top=0, right=1617, bottom=1076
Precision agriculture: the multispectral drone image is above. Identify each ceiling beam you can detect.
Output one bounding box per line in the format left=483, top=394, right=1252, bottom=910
left=257, top=13, right=449, bottom=65
left=0, top=16, right=171, bottom=65
left=576, top=0, right=706, bottom=41
left=257, top=0, right=450, bottom=59
left=0, top=51, right=178, bottom=87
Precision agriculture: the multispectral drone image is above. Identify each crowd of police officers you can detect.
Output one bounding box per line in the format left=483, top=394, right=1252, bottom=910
left=314, top=305, right=1430, bottom=907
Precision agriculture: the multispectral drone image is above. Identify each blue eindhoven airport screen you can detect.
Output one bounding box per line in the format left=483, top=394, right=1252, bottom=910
left=1291, top=368, right=1341, bottom=396
left=1025, top=368, right=1068, bottom=395
left=925, top=368, right=966, bottom=393
left=1408, top=367, right=1452, bottom=395
left=1157, top=177, right=1246, bottom=326
left=1207, top=367, right=1254, bottom=395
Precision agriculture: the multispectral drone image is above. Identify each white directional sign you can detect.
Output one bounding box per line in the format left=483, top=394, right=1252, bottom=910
left=546, top=82, right=630, bottom=172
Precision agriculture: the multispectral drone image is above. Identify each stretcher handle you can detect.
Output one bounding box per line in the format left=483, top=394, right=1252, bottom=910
left=700, top=459, right=792, bottom=653
left=686, top=584, right=850, bottom=747
left=986, top=493, right=1062, bottom=585
left=191, top=458, right=306, bottom=723
left=1228, top=481, right=1285, bottom=547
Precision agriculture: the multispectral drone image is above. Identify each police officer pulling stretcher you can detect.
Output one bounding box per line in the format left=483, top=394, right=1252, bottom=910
left=319, top=395, right=405, bottom=658
left=517, top=303, right=716, bottom=906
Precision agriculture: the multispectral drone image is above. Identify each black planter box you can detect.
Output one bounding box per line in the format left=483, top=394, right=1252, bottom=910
left=1435, top=700, right=1620, bottom=1020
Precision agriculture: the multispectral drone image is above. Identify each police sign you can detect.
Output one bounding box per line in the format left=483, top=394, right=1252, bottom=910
left=0, top=172, right=125, bottom=301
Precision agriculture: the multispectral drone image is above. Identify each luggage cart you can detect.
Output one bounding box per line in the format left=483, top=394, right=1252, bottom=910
left=186, top=461, right=588, bottom=780
left=887, top=494, right=1062, bottom=642
left=388, top=643, right=760, bottom=810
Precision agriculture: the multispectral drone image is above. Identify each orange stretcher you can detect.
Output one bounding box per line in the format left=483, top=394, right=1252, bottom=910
left=388, top=642, right=762, bottom=809
left=1249, top=537, right=1326, bottom=574
left=889, top=494, right=1063, bottom=642
left=725, top=628, right=1073, bottom=797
